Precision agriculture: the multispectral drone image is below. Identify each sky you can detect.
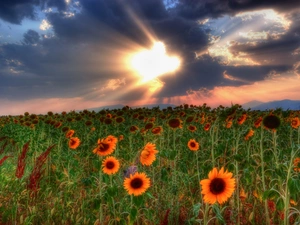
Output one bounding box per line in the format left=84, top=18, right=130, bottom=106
left=0, top=0, right=300, bottom=115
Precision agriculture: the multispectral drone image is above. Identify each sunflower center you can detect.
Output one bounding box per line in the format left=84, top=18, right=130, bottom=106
left=209, top=178, right=226, bottom=195
left=130, top=178, right=143, bottom=189
left=99, top=143, right=110, bottom=152
left=70, top=139, right=76, bottom=145
left=106, top=161, right=115, bottom=169
left=190, top=142, right=196, bottom=148
left=169, top=119, right=180, bottom=128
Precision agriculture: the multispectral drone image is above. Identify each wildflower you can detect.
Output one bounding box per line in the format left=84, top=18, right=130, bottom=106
left=69, top=137, right=80, bottom=149
left=291, top=117, right=300, bottom=129
left=200, top=167, right=235, bottom=204
left=187, top=125, right=197, bottom=132
left=188, top=139, right=199, bottom=151
left=151, top=126, right=163, bottom=135
left=140, top=143, right=159, bottom=166
left=123, top=165, right=138, bottom=178
left=123, top=172, right=151, bottom=196
left=66, top=130, right=75, bottom=138
left=263, top=114, right=281, bottom=130
left=168, top=118, right=183, bottom=129
left=244, top=129, right=254, bottom=141
left=102, top=156, right=120, bottom=175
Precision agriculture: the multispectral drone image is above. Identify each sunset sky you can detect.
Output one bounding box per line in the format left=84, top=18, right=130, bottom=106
left=0, top=0, right=300, bottom=115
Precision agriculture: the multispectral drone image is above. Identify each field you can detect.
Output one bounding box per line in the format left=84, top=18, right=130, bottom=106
left=0, top=104, right=299, bottom=225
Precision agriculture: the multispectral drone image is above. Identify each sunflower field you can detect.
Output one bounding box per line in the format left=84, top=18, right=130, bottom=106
left=0, top=104, right=300, bottom=225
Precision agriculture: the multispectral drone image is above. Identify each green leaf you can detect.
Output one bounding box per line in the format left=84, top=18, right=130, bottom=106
left=262, top=189, right=279, bottom=200
left=130, top=207, right=138, bottom=222
left=192, top=203, right=201, bottom=217
left=276, top=198, right=284, bottom=211
left=212, top=204, right=225, bottom=224
left=107, top=186, right=117, bottom=197
left=288, top=178, right=300, bottom=195
left=133, top=196, right=144, bottom=207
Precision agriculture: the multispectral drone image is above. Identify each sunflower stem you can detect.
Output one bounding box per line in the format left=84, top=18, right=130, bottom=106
left=99, top=161, right=103, bottom=225
left=284, top=148, right=298, bottom=225
left=260, top=126, right=271, bottom=225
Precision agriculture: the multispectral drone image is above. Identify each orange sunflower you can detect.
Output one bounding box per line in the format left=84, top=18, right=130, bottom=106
left=188, top=139, right=199, bottom=151
left=66, top=129, right=75, bottom=138
left=204, top=123, right=210, bottom=131
left=93, top=136, right=117, bottom=156
left=293, top=157, right=300, bottom=172
left=69, top=137, right=80, bottom=149
left=102, top=156, right=120, bottom=175
left=254, top=117, right=263, bottom=128
left=291, top=117, right=300, bottom=129
left=151, top=126, right=163, bottom=135
left=123, top=172, right=151, bottom=196
left=237, top=113, right=247, bottom=125
left=200, top=167, right=235, bottom=204
left=187, top=125, right=197, bottom=132
left=140, top=143, right=159, bottom=166
left=244, top=129, right=254, bottom=141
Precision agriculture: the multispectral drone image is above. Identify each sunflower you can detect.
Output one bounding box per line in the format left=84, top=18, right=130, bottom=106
left=244, top=129, right=254, bottom=141
left=123, top=172, right=151, bottom=196
left=115, top=117, right=125, bottom=124
left=69, top=137, right=80, bottom=149
left=204, top=123, right=210, bottom=131
left=105, top=135, right=118, bottom=146
left=187, top=125, right=197, bottom=132
left=129, top=125, right=139, bottom=133
left=102, top=156, right=120, bottom=175
left=188, top=139, right=199, bottom=151
left=263, top=114, right=281, bottom=130
left=237, top=113, right=247, bottom=125
left=93, top=138, right=116, bottom=156
left=254, top=117, right=263, bottom=128
left=145, top=122, right=154, bottom=130
left=140, top=143, right=159, bottom=166
left=200, top=167, right=235, bottom=204
left=151, top=126, right=163, bottom=135
left=293, top=157, right=300, bottom=172
left=168, top=118, right=183, bottom=129
left=66, top=129, right=75, bottom=138
left=291, top=117, right=300, bottom=129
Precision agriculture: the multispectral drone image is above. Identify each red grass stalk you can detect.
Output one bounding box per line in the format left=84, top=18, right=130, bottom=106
left=159, top=209, right=170, bottom=225
left=27, top=144, right=56, bottom=195
left=0, top=140, right=8, bottom=155
left=0, top=155, right=12, bottom=167
left=15, top=141, right=30, bottom=179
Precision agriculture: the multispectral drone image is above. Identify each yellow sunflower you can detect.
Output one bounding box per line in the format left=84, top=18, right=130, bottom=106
left=200, top=167, right=235, bottom=204
left=102, top=156, right=120, bottom=175
left=188, top=139, right=199, bottom=151
left=123, top=172, right=151, bottom=196
left=140, top=142, right=159, bottom=166
left=69, top=137, right=80, bottom=149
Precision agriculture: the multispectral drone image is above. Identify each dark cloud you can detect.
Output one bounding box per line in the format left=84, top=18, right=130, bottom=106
left=170, top=0, right=300, bottom=20
left=228, top=12, right=300, bottom=66
left=0, top=0, right=67, bottom=24
left=23, top=29, right=40, bottom=45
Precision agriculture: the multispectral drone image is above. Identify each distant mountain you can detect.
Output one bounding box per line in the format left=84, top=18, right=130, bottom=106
left=85, top=103, right=177, bottom=112
left=243, top=99, right=300, bottom=110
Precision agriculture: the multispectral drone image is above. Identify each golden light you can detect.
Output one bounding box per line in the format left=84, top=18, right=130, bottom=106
left=130, top=42, right=180, bottom=82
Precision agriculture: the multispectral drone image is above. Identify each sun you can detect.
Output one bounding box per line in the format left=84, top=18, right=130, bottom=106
left=130, top=42, right=180, bottom=82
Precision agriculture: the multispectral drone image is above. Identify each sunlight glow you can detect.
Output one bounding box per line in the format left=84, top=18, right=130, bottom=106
left=130, top=42, right=180, bottom=82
